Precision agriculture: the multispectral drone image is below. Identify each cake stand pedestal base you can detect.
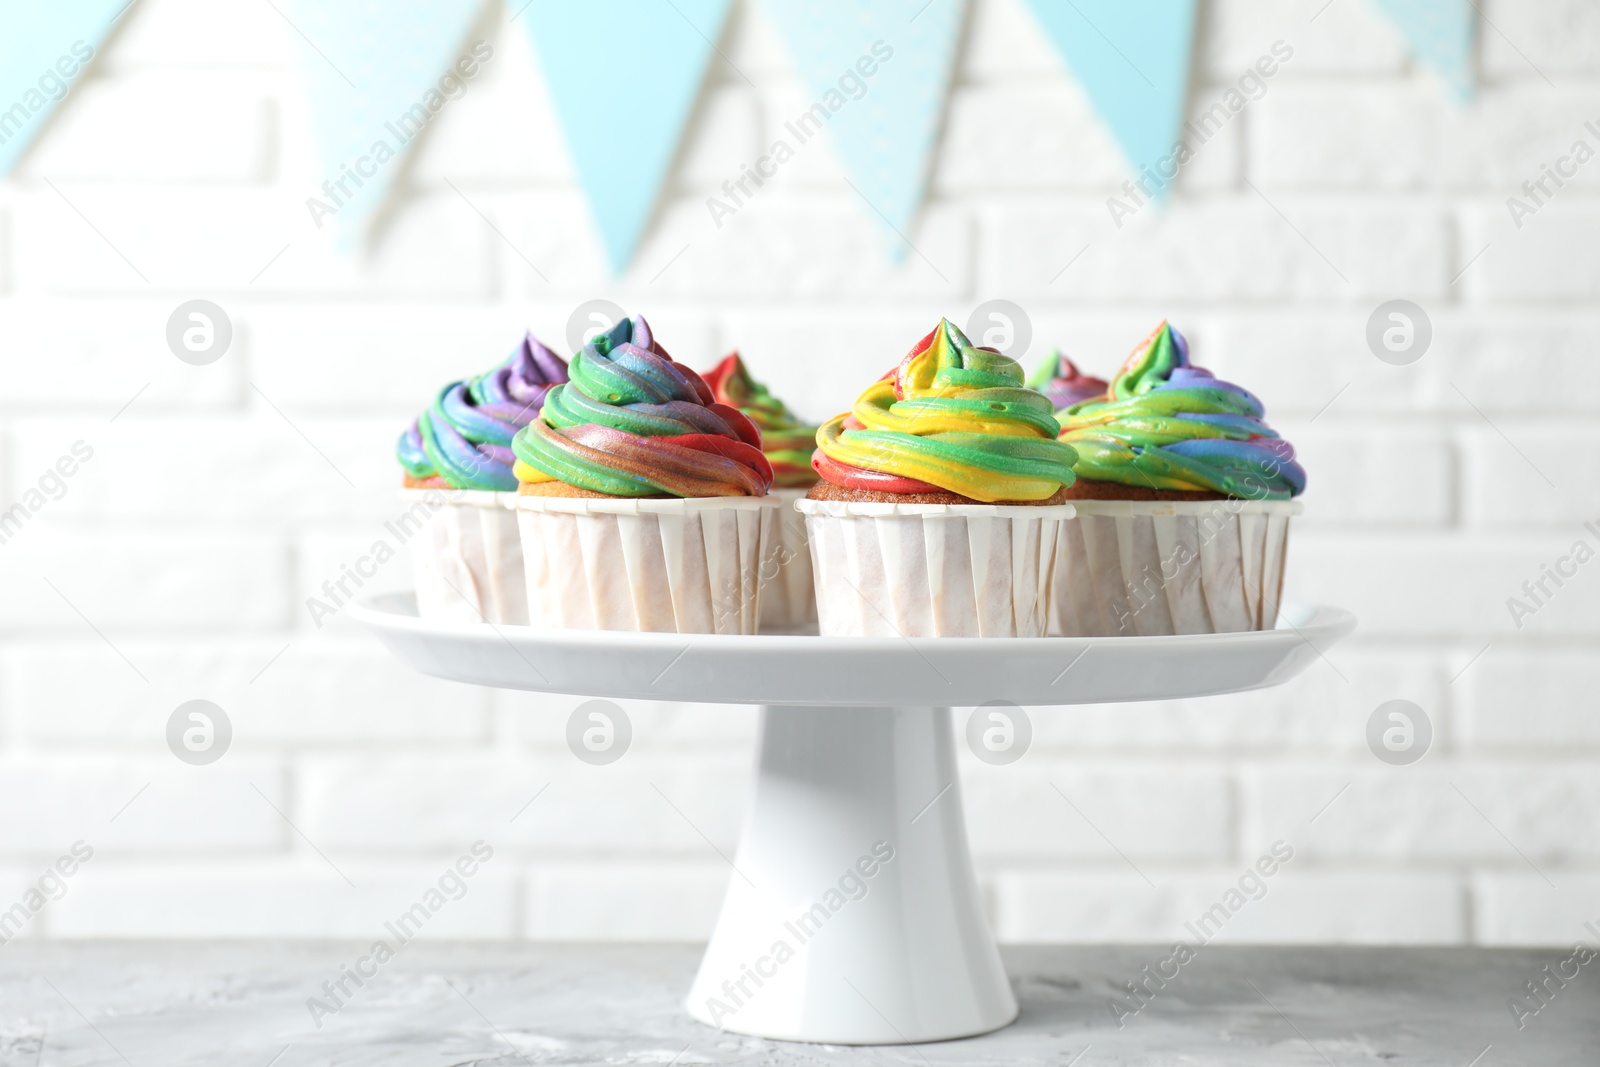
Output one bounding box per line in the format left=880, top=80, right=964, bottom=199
left=685, top=705, right=1016, bottom=1045
left=352, top=593, right=1356, bottom=1047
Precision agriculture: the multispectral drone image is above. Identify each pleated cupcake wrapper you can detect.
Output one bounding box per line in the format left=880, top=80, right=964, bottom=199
left=513, top=494, right=780, bottom=634
left=1048, top=498, right=1302, bottom=637
left=401, top=489, right=528, bottom=626
left=758, top=488, right=818, bottom=629
left=797, top=498, right=1077, bottom=638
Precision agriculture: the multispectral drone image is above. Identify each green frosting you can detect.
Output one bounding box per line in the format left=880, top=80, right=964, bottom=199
left=1059, top=323, right=1306, bottom=499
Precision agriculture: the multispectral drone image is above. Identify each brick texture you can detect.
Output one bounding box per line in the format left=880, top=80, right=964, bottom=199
left=0, top=0, right=1592, bottom=947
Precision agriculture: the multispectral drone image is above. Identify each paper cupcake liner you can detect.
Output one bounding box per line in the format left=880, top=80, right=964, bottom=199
left=757, top=487, right=818, bottom=630
left=403, top=488, right=528, bottom=626
left=1048, top=498, right=1301, bottom=637
left=513, top=494, right=780, bottom=634
left=796, top=498, right=1076, bottom=638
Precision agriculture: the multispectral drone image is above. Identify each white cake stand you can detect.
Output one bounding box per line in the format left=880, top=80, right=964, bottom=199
left=353, top=594, right=1353, bottom=1046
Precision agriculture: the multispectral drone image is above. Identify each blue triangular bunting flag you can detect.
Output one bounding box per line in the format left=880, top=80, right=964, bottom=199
left=762, top=0, right=964, bottom=259
left=520, top=0, right=732, bottom=273
left=1021, top=0, right=1198, bottom=199
left=286, top=0, right=487, bottom=244
left=0, top=0, right=129, bottom=176
left=1373, top=0, right=1474, bottom=99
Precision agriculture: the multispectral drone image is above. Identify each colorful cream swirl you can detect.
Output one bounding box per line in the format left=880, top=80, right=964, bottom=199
left=1058, top=321, right=1306, bottom=499
left=1027, top=350, right=1110, bottom=410
left=812, top=319, right=1079, bottom=502
left=397, top=332, right=570, bottom=491
left=701, top=352, right=818, bottom=489
left=511, top=316, right=773, bottom=497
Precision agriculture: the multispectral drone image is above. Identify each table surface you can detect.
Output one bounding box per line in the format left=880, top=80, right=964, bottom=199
left=2, top=943, right=1594, bottom=1065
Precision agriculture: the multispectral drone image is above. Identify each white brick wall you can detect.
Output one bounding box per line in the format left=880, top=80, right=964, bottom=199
left=0, top=0, right=1594, bottom=947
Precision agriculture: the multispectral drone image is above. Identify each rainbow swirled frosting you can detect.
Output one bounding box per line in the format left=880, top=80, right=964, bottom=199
left=701, top=352, right=818, bottom=489
left=1027, top=350, right=1109, bottom=411
left=511, top=316, right=773, bottom=497
left=397, top=333, right=569, bottom=491
left=812, top=319, right=1079, bottom=503
left=1059, top=321, right=1306, bottom=499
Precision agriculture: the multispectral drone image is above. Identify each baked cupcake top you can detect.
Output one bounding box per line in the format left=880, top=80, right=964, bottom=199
left=511, top=316, right=773, bottom=497
left=811, top=319, right=1079, bottom=503
left=397, top=332, right=569, bottom=491
left=1027, top=350, right=1109, bottom=410
left=1058, top=321, right=1306, bottom=500
left=701, top=352, right=819, bottom=489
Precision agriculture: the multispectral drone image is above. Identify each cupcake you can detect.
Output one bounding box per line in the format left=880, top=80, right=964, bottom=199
left=509, top=316, right=779, bottom=633
left=701, top=352, right=819, bottom=630
left=1050, top=321, right=1306, bottom=636
left=799, top=319, right=1079, bottom=638
left=397, top=333, right=568, bottom=625
left=1028, top=349, right=1110, bottom=410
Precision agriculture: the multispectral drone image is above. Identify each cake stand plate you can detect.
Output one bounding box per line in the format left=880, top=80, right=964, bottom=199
left=353, top=594, right=1354, bottom=1046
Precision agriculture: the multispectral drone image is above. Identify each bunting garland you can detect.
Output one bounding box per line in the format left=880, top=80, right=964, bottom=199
left=1019, top=0, right=1198, bottom=202
left=1373, top=0, right=1475, bottom=99
left=0, top=0, right=127, bottom=175
left=762, top=0, right=966, bottom=259
left=285, top=0, right=489, bottom=246
left=0, top=0, right=1479, bottom=266
left=519, top=0, right=733, bottom=272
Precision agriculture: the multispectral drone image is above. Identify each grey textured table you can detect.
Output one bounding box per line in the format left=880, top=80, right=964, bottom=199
left=1, top=944, right=1594, bottom=1065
